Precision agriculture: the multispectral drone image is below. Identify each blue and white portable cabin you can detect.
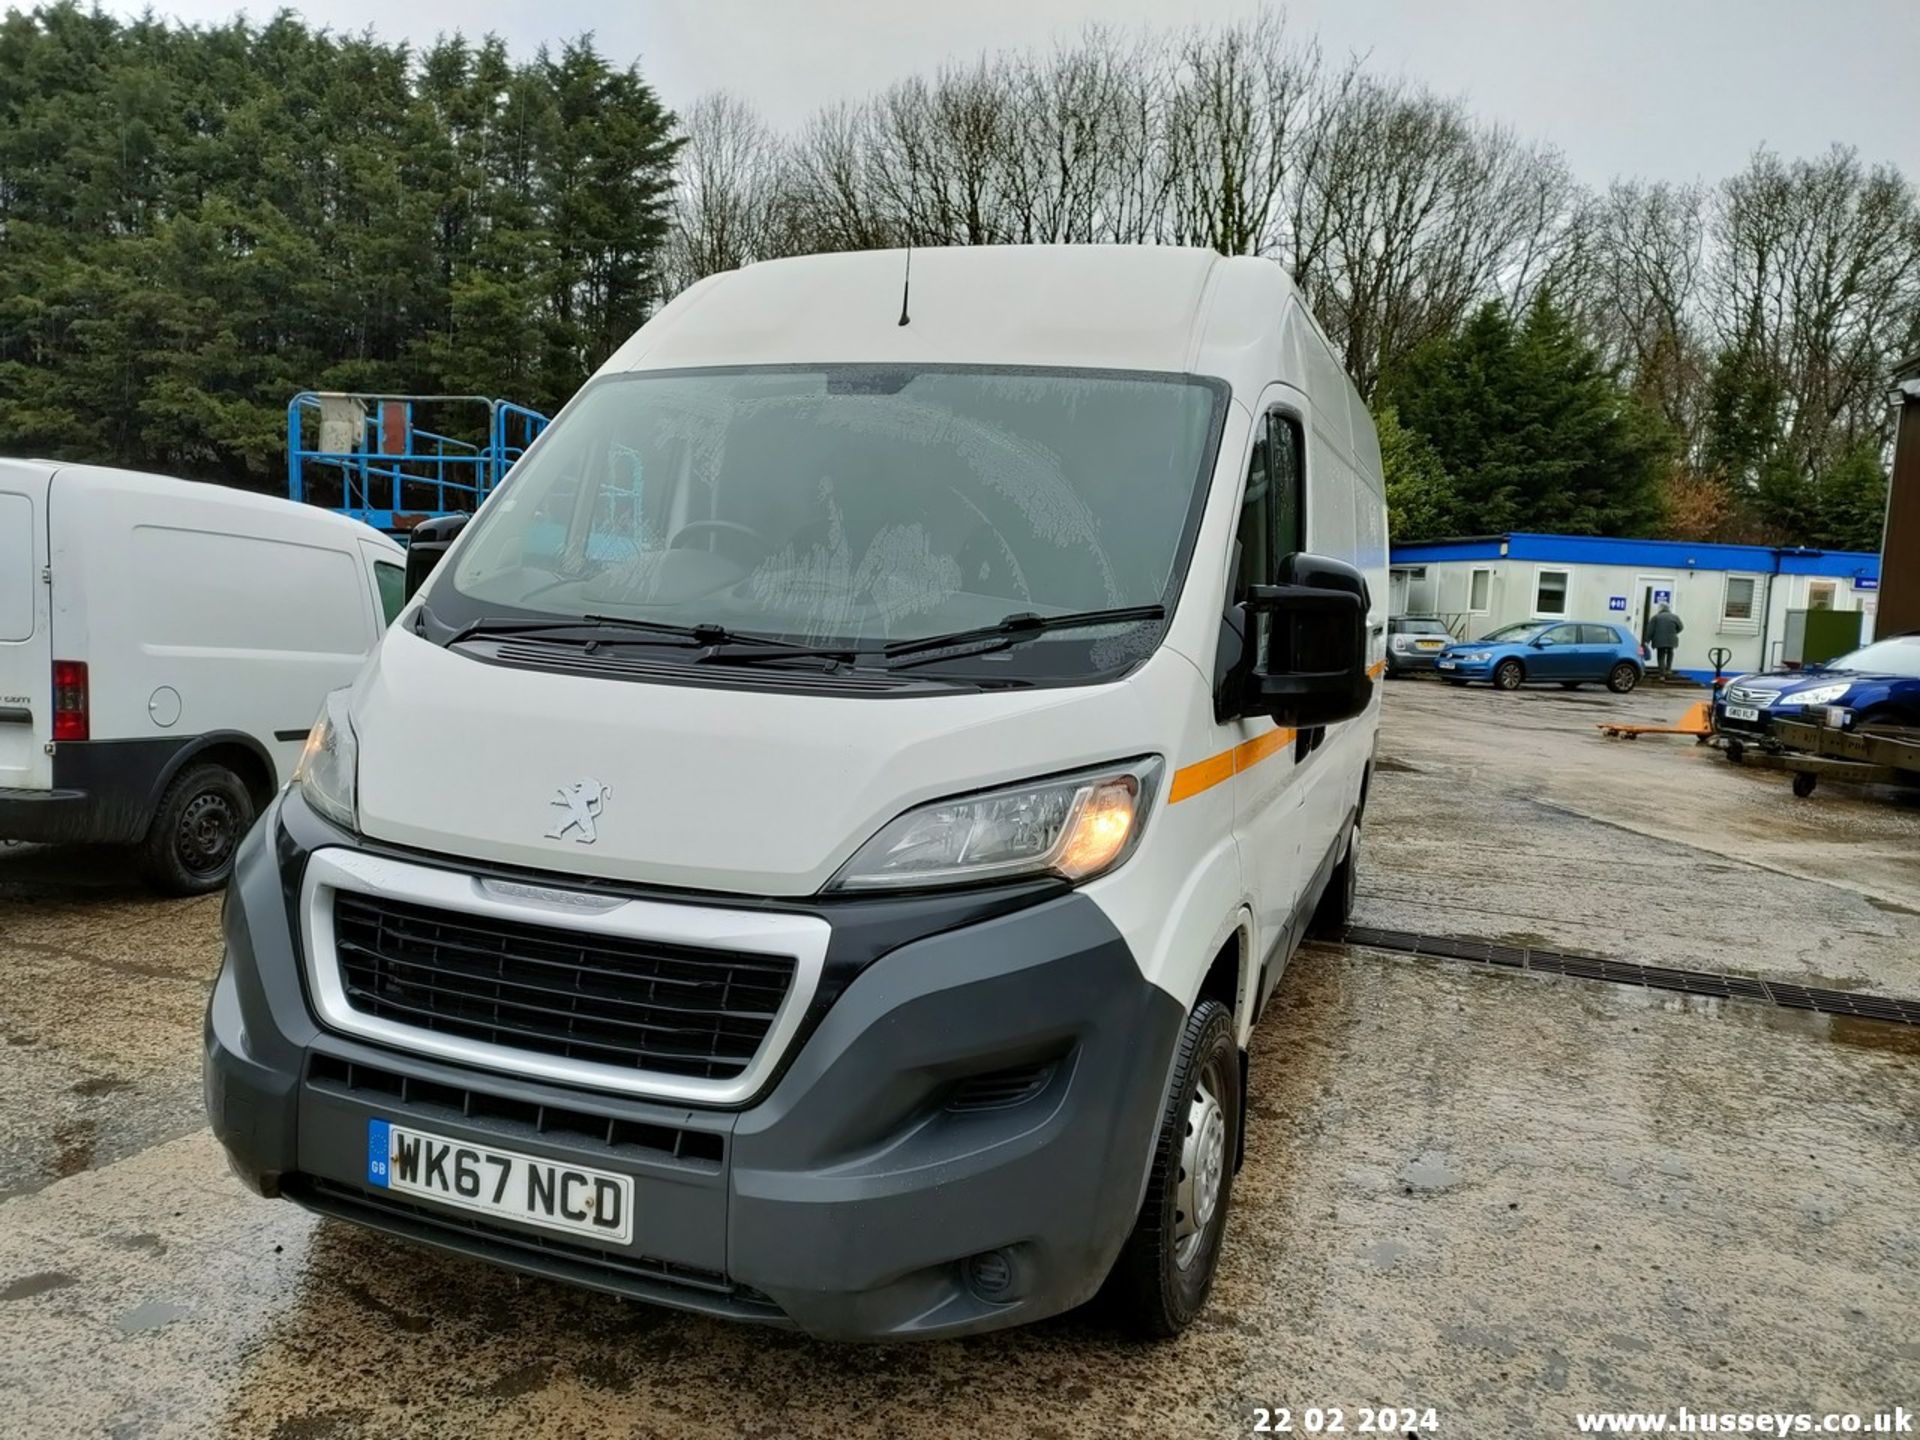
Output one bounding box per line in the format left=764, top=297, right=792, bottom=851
left=1388, top=533, right=1882, bottom=682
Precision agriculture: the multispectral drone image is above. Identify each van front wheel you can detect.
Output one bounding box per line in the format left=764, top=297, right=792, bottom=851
left=140, top=762, right=255, bottom=896
left=1103, top=999, right=1239, bottom=1337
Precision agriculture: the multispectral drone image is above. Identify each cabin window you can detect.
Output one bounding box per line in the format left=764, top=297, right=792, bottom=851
left=1469, top=567, right=1491, bottom=614
left=1534, top=569, right=1569, bottom=617
left=1722, top=575, right=1756, bottom=624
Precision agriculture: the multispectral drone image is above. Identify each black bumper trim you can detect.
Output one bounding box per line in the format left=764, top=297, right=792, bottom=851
left=284, top=1176, right=791, bottom=1325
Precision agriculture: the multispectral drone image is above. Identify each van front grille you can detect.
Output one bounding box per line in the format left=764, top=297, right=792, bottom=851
left=331, top=892, right=797, bottom=1081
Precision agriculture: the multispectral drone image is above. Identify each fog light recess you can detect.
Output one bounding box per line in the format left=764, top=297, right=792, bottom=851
left=962, top=1248, right=1020, bottom=1303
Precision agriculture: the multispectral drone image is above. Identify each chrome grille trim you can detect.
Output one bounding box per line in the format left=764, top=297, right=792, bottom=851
left=300, top=848, right=829, bottom=1105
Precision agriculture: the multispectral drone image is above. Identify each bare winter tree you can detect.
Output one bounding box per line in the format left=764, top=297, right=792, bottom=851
left=653, top=20, right=1918, bottom=545
left=663, top=93, right=799, bottom=296
left=1288, top=75, right=1579, bottom=396
left=1161, top=14, right=1321, bottom=256
left=1584, top=180, right=1710, bottom=451
left=1707, top=147, right=1920, bottom=480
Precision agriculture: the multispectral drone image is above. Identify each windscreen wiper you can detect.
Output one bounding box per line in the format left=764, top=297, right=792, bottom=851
left=439, top=611, right=867, bottom=666
left=439, top=613, right=708, bottom=648
left=881, top=604, right=1166, bottom=669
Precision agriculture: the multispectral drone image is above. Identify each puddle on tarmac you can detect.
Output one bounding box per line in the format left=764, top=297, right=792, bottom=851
left=50, top=1118, right=97, bottom=1179
left=1821, top=1015, right=1920, bottom=1058
left=1398, top=1151, right=1462, bottom=1192
left=116, top=1298, right=193, bottom=1333
left=1598, top=982, right=1920, bottom=1058
left=71, top=1076, right=131, bottom=1098
left=0, top=1271, right=76, bottom=1302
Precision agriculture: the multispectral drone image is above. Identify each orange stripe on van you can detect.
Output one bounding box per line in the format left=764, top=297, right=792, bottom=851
left=1168, top=725, right=1299, bottom=803
left=1367, top=658, right=1386, bottom=680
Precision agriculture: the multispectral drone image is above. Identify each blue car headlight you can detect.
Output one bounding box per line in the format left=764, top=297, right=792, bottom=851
left=1781, top=683, right=1851, bottom=708
left=1458, top=651, right=1492, bottom=663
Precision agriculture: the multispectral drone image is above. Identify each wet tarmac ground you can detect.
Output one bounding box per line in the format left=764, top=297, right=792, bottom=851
left=2, top=685, right=1917, bottom=1438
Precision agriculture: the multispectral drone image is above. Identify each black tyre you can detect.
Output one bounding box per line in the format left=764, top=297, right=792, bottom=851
left=1791, top=771, right=1817, bottom=798
left=1607, top=662, right=1640, bottom=694
left=1493, top=659, right=1525, bottom=691
left=1308, top=826, right=1358, bottom=939
left=1105, top=999, right=1239, bottom=1338
left=139, top=762, right=255, bottom=896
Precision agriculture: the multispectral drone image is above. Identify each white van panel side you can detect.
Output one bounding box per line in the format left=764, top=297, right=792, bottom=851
left=0, top=463, right=54, bottom=791
left=50, top=469, right=391, bottom=787
left=0, top=493, right=35, bottom=642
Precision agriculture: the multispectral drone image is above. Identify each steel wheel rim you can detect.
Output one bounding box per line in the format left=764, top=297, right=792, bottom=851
left=177, top=791, right=239, bottom=876
left=1173, top=1065, right=1229, bottom=1270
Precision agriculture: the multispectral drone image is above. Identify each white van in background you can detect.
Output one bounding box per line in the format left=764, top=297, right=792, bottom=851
left=0, top=462, right=405, bottom=892
left=208, top=245, right=1387, bottom=1339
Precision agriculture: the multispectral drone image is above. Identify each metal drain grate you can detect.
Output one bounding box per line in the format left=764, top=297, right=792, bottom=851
left=1342, top=925, right=1920, bottom=1026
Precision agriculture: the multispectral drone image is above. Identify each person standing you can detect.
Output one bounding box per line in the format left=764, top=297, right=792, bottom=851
left=1648, top=603, right=1683, bottom=677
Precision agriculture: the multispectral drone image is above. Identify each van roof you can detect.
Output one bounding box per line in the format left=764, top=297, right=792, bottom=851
left=32, top=462, right=402, bottom=554
left=608, top=245, right=1305, bottom=385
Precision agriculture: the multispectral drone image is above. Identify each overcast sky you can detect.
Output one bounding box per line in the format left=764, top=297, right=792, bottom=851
left=97, top=0, right=1920, bottom=185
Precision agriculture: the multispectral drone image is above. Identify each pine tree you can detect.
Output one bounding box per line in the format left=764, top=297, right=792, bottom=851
left=1383, top=295, right=1670, bottom=538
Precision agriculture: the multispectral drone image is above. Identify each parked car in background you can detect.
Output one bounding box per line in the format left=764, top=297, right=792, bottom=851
left=0, top=461, right=405, bottom=893
left=1714, top=632, right=1920, bottom=742
left=1386, top=615, right=1452, bottom=675
left=1436, top=620, right=1646, bottom=693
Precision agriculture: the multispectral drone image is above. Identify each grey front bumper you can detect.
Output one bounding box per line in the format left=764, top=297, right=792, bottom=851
left=205, top=801, right=1185, bottom=1340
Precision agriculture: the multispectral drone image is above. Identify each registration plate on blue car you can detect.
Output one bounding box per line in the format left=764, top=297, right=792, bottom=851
left=366, top=1118, right=633, bottom=1243
left=1438, top=660, right=1456, bottom=670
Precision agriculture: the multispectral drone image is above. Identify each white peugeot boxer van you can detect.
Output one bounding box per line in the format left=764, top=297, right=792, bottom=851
left=206, top=246, right=1388, bottom=1339
left=0, top=462, right=405, bottom=892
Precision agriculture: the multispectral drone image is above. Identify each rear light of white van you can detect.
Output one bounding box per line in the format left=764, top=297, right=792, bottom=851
left=52, top=660, right=89, bottom=742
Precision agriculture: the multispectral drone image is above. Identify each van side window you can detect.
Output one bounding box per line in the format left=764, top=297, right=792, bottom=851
left=374, top=562, right=406, bottom=625
left=1266, top=413, right=1304, bottom=559
left=1234, top=427, right=1272, bottom=600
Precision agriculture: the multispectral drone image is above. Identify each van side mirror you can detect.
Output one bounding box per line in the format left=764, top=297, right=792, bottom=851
left=1242, top=553, right=1372, bottom=728
left=404, top=513, right=470, bottom=601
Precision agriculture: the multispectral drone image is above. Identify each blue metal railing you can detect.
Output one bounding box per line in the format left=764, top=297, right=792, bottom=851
left=287, top=392, right=550, bottom=533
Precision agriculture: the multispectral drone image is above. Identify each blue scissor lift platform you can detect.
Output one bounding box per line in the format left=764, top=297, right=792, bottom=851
left=287, top=392, right=549, bottom=535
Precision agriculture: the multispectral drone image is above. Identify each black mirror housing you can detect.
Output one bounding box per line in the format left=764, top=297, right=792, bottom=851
left=403, top=513, right=471, bottom=601
left=1241, top=553, right=1373, bottom=728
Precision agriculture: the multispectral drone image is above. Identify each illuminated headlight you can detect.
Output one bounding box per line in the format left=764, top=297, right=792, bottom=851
left=293, top=689, right=358, bottom=831
left=1781, top=683, right=1850, bottom=708
left=828, top=758, right=1162, bottom=892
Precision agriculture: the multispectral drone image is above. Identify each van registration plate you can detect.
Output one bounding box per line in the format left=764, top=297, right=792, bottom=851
left=1724, top=705, right=1761, bottom=723
left=367, top=1119, right=633, bottom=1244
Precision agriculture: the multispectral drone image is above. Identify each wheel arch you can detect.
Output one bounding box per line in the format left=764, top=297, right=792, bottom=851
left=141, top=730, right=279, bottom=834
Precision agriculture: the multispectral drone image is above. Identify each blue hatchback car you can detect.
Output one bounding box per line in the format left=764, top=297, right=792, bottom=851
left=1436, top=620, right=1647, bottom=693
left=1714, top=632, right=1920, bottom=741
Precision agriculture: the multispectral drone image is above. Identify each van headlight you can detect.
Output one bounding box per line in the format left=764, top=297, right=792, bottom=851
left=293, top=689, right=358, bottom=831
left=828, top=758, right=1162, bottom=892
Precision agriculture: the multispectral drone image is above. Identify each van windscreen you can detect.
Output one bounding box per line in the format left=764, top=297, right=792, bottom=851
left=440, top=366, right=1224, bottom=674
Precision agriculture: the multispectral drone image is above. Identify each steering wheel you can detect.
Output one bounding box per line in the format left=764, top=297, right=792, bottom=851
left=667, top=520, right=770, bottom=565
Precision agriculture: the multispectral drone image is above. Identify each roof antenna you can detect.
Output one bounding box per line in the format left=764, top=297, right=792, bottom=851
left=896, top=246, right=912, bottom=327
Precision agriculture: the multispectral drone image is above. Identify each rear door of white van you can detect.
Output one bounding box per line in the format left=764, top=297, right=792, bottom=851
left=0, top=461, right=54, bottom=791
